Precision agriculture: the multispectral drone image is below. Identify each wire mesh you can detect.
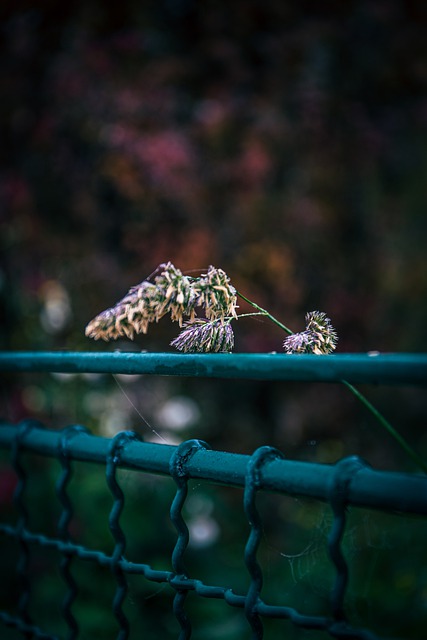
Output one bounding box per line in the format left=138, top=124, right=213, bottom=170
left=0, top=352, right=426, bottom=639
left=0, top=420, right=425, bottom=640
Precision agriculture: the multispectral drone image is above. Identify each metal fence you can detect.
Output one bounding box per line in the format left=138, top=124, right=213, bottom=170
left=0, top=352, right=427, bottom=640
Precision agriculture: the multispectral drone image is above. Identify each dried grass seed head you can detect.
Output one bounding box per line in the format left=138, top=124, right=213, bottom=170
left=170, top=318, right=234, bottom=353
left=193, top=265, right=238, bottom=321
left=85, top=303, right=134, bottom=341
left=153, top=262, right=197, bottom=325
left=305, top=310, right=338, bottom=354
left=85, top=262, right=198, bottom=341
left=282, top=310, right=338, bottom=355
left=283, top=330, right=315, bottom=354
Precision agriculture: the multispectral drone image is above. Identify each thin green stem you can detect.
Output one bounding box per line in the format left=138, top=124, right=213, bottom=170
left=236, top=291, right=294, bottom=335
left=342, top=380, right=427, bottom=474
left=235, top=312, right=268, bottom=320
left=237, top=289, right=426, bottom=473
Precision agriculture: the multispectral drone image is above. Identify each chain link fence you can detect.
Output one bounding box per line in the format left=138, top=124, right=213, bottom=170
left=1, top=352, right=426, bottom=639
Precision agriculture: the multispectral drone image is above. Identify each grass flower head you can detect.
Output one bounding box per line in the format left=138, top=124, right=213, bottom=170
left=151, top=262, right=197, bottom=325
left=282, top=330, right=316, bottom=354
left=305, top=310, right=338, bottom=354
left=283, top=310, right=338, bottom=355
left=85, top=262, right=197, bottom=341
left=170, top=318, right=234, bottom=353
left=193, top=266, right=238, bottom=322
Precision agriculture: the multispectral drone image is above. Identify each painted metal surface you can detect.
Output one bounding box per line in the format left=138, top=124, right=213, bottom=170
left=0, top=423, right=425, bottom=515
left=1, top=351, right=427, bottom=384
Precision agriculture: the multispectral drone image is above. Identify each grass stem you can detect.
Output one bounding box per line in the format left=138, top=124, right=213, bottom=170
left=237, top=290, right=426, bottom=473
left=236, top=291, right=293, bottom=335
left=341, top=380, right=427, bottom=473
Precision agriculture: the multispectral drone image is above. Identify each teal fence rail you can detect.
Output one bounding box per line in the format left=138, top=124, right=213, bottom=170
left=0, top=352, right=427, bottom=639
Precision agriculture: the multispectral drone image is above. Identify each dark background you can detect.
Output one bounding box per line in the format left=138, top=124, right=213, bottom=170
left=1, top=2, right=427, bottom=638
left=2, top=1, right=427, bottom=355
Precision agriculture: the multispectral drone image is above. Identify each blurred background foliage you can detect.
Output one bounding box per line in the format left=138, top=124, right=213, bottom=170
left=1, top=1, right=427, bottom=638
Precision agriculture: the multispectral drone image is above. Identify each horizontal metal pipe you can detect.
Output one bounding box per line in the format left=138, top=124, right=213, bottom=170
left=0, top=351, right=427, bottom=384
left=0, top=424, right=426, bottom=515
